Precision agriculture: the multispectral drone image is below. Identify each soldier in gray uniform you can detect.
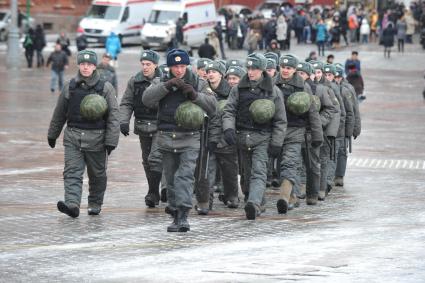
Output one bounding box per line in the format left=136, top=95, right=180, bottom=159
left=223, top=53, right=287, bottom=220
left=275, top=55, right=323, bottom=212
left=334, top=64, right=362, bottom=186
left=296, top=61, right=337, bottom=204
left=142, top=49, right=216, bottom=232
left=119, top=50, right=164, bottom=208
left=97, top=53, right=118, bottom=92
left=206, top=61, right=240, bottom=209
left=225, top=59, right=244, bottom=70
left=196, top=58, right=213, bottom=80
left=324, top=64, right=354, bottom=193
left=311, top=60, right=345, bottom=201
left=265, top=58, right=278, bottom=83
left=47, top=50, right=120, bottom=218
left=225, top=66, right=246, bottom=88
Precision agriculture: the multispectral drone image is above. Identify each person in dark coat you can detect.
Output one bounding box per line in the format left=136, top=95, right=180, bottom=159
left=23, top=28, right=35, bottom=68
left=57, top=32, right=71, bottom=56
left=346, top=63, right=365, bottom=102
left=34, top=25, right=46, bottom=68
left=76, top=33, right=88, bottom=52
left=197, top=38, right=216, bottom=60
left=382, top=22, right=396, bottom=58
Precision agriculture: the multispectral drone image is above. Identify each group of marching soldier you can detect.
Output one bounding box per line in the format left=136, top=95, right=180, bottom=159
left=47, top=47, right=361, bottom=233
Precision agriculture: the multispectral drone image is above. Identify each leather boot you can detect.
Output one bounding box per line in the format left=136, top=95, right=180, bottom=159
left=57, top=201, right=80, bottom=218
left=167, top=210, right=179, bottom=232
left=176, top=208, right=190, bottom=232
left=145, top=171, right=162, bottom=208
left=334, top=176, right=344, bottom=187
left=195, top=202, right=209, bottom=215
left=298, top=184, right=306, bottom=199
left=276, top=179, right=292, bottom=214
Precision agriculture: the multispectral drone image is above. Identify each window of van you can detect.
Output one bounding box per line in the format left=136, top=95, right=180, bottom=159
left=148, top=10, right=180, bottom=24
left=87, top=5, right=122, bottom=20
left=0, top=12, right=6, bottom=21
left=121, top=7, right=129, bottom=22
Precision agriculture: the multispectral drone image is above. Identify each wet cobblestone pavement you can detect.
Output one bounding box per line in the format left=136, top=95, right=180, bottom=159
left=1, top=42, right=425, bottom=282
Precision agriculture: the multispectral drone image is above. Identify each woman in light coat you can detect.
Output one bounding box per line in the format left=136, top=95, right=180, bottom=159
left=360, top=18, right=370, bottom=44
left=276, top=15, right=287, bottom=50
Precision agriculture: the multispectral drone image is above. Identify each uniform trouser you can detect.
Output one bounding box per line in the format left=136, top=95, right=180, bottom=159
left=208, top=147, right=239, bottom=202
left=140, top=134, right=163, bottom=195
left=335, top=137, right=348, bottom=178
left=195, top=149, right=210, bottom=204
left=63, top=143, right=107, bottom=207
left=320, top=139, right=331, bottom=193
left=280, top=142, right=302, bottom=189
left=239, top=140, right=269, bottom=207
left=298, top=133, right=321, bottom=198
left=327, top=137, right=344, bottom=184
left=162, top=150, right=198, bottom=210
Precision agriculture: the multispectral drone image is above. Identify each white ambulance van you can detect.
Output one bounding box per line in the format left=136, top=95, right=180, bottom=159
left=78, top=0, right=154, bottom=45
left=141, top=0, right=217, bottom=49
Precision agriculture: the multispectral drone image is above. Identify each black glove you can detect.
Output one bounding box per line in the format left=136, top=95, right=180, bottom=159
left=268, top=145, right=281, bottom=158
left=353, top=135, right=358, bottom=140
left=120, top=123, right=129, bottom=136
left=181, top=84, right=198, bottom=100
left=223, top=129, right=237, bottom=145
left=208, top=142, right=218, bottom=152
left=311, top=141, right=322, bottom=148
left=164, top=77, right=184, bottom=91
left=48, top=138, right=56, bottom=148
left=105, top=145, right=115, bottom=156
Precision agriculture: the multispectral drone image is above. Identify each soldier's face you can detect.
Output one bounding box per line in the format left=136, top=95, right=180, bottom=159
left=141, top=60, right=157, bottom=78
left=79, top=62, right=96, bottom=77
left=325, top=73, right=335, bottom=81
left=314, top=69, right=323, bottom=81
left=170, top=64, right=187, bottom=79
left=227, top=75, right=240, bottom=87
left=197, top=68, right=207, bottom=80
left=335, top=77, right=342, bottom=83
left=266, top=68, right=276, bottom=77
left=102, top=57, right=111, bottom=66
left=297, top=71, right=309, bottom=81
left=207, top=70, right=222, bottom=85
left=247, top=68, right=262, bottom=81
left=280, top=66, right=296, bottom=79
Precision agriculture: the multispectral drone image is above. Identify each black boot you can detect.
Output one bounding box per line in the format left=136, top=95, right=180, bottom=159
left=57, top=201, right=80, bottom=218
left=167, top=210, right=179, bottom=232
left=145, top=171, right=162, bottom=208
left=176, top=208, right=190, bottom=232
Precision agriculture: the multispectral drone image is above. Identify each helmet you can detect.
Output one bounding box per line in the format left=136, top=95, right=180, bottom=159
left=175, top=101, right=205, bottom=129
left=217, top=99, right=227, bottom=113
left=287, top=92, right=311, bottom=115
left=249, top=99, right=276, bottom=124
left=311, top=95, right=321, bottom=112
left=80, top=94, right=108, bottom=120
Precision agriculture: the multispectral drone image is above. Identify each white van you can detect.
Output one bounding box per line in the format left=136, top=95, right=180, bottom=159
left=78, top=0, right=154, bottom=45
left=141, top=0, right=217, bottom=49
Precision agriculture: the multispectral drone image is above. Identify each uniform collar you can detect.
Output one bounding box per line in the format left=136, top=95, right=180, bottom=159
left=76, top=70, right=100, bottom=87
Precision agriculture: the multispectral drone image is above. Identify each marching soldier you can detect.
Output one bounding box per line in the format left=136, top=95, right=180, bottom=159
left=324, top=64, right=354, bottom=194
left=225, top=66, right=246, bottom=87
left=333, top=64, right=362, bottom=186
left=206, top=61, right=240, bottom=209
left=311, top=60, right=345, bottom=200
left=223, top=53, right=287, bottom=220
left=142, top=49, right=216, bottom=232
left=196, top=58, right=213, bottom=80
left=47, top=50, right=119, bottom=217
left=275, top=55, right=323, bottom=212
left=97, top=53, right=118, bottom=92
left=296, top=61, right=337, bottom=203
left=119, top=50, right=165, bottom=208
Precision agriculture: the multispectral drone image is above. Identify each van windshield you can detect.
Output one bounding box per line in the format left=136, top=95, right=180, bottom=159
left=148, top=10, right=180, bottom=24
left=86, top=5, right=122, bottom=20
left=0, top=12, right=6, bottom=21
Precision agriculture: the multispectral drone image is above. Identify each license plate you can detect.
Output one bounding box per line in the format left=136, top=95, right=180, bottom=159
left=87, top=37, right=98, bottom=43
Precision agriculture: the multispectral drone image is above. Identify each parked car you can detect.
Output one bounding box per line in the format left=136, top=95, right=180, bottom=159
left=0, top=9, right=35, bottom=41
